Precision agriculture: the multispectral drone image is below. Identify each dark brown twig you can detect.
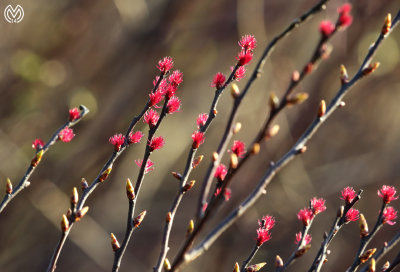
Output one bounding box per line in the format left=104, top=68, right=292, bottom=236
left=0, top=105, right=89, bottom=214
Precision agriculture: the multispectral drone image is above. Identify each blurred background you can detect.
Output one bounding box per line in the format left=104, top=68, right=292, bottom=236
left=0, top=0, right=399, bottom=271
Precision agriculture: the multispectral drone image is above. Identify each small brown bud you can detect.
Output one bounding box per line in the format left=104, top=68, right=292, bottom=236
left=304, top=63, right=313, bottom=74
left=230, top=153, right=238, bottom=169
left=359, top=248, right=376, bottom=263
left=99, top=167, right=112, bottom=182
left=233, top=122, right=242, bottom=134
left=133, top=210, right=147, bottom=227
left=166, top=212, right=172, bottom=223
left=359, top=213, right=369, bottom=237
left=340, top=65, right=349, bottom=84
left=164, top=258, right=171, bottom=271
left=318, top=100, right=326, bottom=117
left=275, top=255, right=283, bottom=267
left=368, top=258, right=376, bottom=272
left=321, top=44, right=332, bottom=60
left=382, top=13, right=392, bottom=35
left=231, top=83, right=240, bottom=98
left=296, top=244, right=311, bottom=257
left=110, top=233, right=120, bottom=252
left=362, top=62, right=380, bottom=76
left=66, top=208, right=72, bottom=220
left=382, top=261, right=390, bottom=270
left=245, top=262, right=266, bottom=272
left=31, top=149, right=44, bottom=167
left=81, top=178, right=88, bottom=190
left=339, top=101, right=346, bottom=107
left=269, top=92, right=279, bottom=111
left=6, top=178, right=12, bottom=194
left=76, top=206, right=89, bottom=221
left=126, top=178, right=135, bottom=200
left=288, top=93, right=309, bottom=105
left=212, top=152, right=219, bottom=161
left=61, top=214, right=69, bottom=232
left=297, top=146, right=307, bottom=154
left=171, top=172, right=182, bottom=180
left=187, top=219, right=194, bottom=236
left=183, top=180, right=196, bottom=192
left=213, top=109, right=218, bottom=116
left=71, top=187, right=78, bottom=206
left=192, top=155, right=204, bottom=169
left=292, top=70, right=300, bottom=82
left=251, top=143, right=260, bottom=155
left=338, top=206, right=344, bottom=218
left=233, top=262, right=240, bottom=272
left=265, top=124, right=280, bottom=140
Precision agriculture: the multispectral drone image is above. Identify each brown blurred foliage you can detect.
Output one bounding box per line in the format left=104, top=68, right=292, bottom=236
left=0, top=0, right=399, bottom=271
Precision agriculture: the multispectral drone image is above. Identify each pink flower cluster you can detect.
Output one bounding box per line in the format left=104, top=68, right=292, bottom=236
left=210, top=34, right=257, bottom=88
left=297, top=197, right=327, bottom=226
left=214, top=164, right=227, bottom=181
left=318, top=3, right=353, bottom=37
left=58, top=127, right=75, bottom=143
left=256, top=215, right=275, bottom=246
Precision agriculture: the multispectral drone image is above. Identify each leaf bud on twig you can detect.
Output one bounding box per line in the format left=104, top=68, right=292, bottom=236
left=126, top=179, right=135, bottom=200
left=359, top=248, right=376, bottom=263
left=166, top=212, right=172, bottom=223
left=338, top=206, right=344, bottom=218
left=231, top=83, right=240, bottom=99
left=318, top=100, right=326, bottom=118
left=212, top=152, right=219, bottom=162
left=233, top=122, right=242, bottom=134
left=292, top=70, right=300, bottom=82
left=110, top=233, right=120, bottom=252
left=362, top=62, right=380, bottom=76
left=99, top=166, right=112, bottom=182
left=71, top=187, right=78, bottom=206
left=245, top=262, right=266, bottom=272
left=192, top=155, right=204, bottom=169
left=382, top=13, right=392, bottom=36
left=66, top=208, right=72, bottom=220
left=296, top=244, right=311, bottom=258
left=359, top=213, right=369, bottom=237
left=186, top=219, right=194, bottom=236
left=164, top=258, right=171, bottom=271
left=81, top=178, right=88, bottom=190
left=251, top=143, right=260, bottom=155
left=75, top=206, right=89, bottom=221
left=133, top=210, right=147, bottom=227
left=31, top=149, right=44, bottom=167
left=61, top=214, right=69, bottom=233
left=382, top=261, right=390, bottom=270
left=368, top=258, right=376, bottom=272
left=171, top=172, right=182, bottom=180
left=230, top=154, right=238, bottom=169
left=269, top=92, right=279, bottom=112
left=275, top=255, right=283, bottom=267
left=183, top=180, right=196, bottom=192
left=288, top=93, right=309, bottom=105
left=6, top=178, right=12, bottom=194
left=340, top=65, right=349, bottom=84
left=265, top=124, right=280, bottom=140
left=233, top=262, right=240, bottom=272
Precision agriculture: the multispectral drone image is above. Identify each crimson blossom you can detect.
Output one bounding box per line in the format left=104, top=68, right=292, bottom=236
left=32, top=139, right=45, bottom=150
left=58, top=128, right=75, bottom=143
left=341, top=187, right=356, bottom=204
left=69, top=108, right=80, bottom=122
left=109, top=133, right=126, bottom=151
left=378, top=185, right=398, bottom=204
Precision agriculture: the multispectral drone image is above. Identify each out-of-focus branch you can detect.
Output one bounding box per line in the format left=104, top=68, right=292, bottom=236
left=0, top=105, right=89, bottom=214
